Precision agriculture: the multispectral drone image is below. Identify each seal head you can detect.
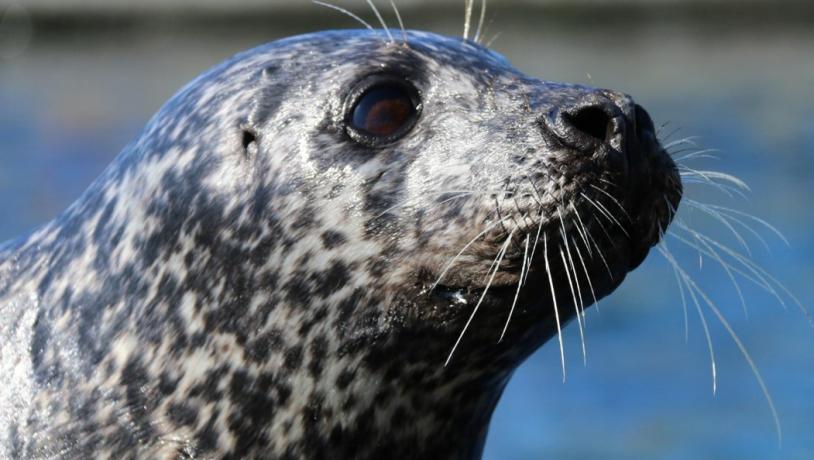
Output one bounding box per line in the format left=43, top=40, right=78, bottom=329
left=0, top=30, right=680, bottom=459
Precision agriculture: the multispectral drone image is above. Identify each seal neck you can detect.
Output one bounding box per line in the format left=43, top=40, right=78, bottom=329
left=274, top=369, right=509, bottom=459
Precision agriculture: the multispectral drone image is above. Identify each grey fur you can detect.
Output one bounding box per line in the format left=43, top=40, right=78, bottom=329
left=0, top=30, right=680, bottom=459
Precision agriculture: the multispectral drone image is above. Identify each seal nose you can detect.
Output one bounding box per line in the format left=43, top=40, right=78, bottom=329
left=545, top=93, right=626, bottom=153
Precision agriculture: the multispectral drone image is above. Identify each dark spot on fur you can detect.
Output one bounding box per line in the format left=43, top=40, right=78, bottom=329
left=168, top=402, right=199, bottom=426
left=284, top=345, right=303, bottom=370
left=320, top=230, right=347, bottom=249
left=336, top=369, right=356, bottom=390
left=313, top=260, right=351, bottom=298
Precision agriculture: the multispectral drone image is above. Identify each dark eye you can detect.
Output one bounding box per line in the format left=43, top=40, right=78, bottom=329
left=345, top=76, right=420, bottom=146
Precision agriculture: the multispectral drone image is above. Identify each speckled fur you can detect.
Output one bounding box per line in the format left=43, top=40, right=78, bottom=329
left=0, top=30, right=680, bottom=459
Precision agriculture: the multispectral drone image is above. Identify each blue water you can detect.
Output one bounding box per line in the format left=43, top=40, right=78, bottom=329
left=1, top=17, right=812, bottom=459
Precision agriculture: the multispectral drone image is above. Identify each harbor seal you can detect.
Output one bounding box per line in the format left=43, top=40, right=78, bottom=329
left=0, top=29, right=681, bottom=459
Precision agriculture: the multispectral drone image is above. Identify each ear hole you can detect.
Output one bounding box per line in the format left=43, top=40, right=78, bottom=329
left=242, top=130, right=256, bottom=149
left=241, top=129, right=258, bottom=158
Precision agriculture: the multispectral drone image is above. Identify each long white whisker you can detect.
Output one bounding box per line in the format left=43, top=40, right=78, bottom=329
left=463, top=0, right=474, bottom=40
left=558, top=208, right=586, bottom=317
left=564, top=233, right=585, bottom=320
left=431, top=218, right=506, bottom=291
left=662, top=135, right=700, bottom=150
left=679, top=167, right=751, bottom=199
left=312, top=1, right=377, bottom=33
left=526, top=204, right=547, bottom=269
left=658, top=246, right=718, bottom=394
left=573, top=205, right=613, bottom=279
left=671, top=229, right=782, bottom=306
left=445, top=230, right=514, bottom=366
left=581, top=192, right=630, bottom=237
left=500, top=233, right=529, bottom=342
left=660, top=246, right=783, bottom=445
left=662, top=241, right=690, bottom=341
left=389, top=0, right=407, bottom=43
left=677, top=218, right=749, bottom=317
left=365, top=0, right=393, bottom=42
left=589, top=184, right=631, bottom=222
left=570, top=202, right=594, bottom=257
left=673, top=148, right=720, bottom=162
left=545, top=234, right=567, bottom=382
left=560, top=243, right=587, bottom=365
left=701, top=203, right=789, bottom=246
left=673, top=223, right=810, bottom=321
left=685, top=199, right=755, bottom=255
left=571, top=235, right=600, bottom=312
left=473, top=0, right=488, bottom=44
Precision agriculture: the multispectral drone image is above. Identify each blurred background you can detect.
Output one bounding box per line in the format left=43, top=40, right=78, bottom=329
left=1, top=0, right=812, bottom=458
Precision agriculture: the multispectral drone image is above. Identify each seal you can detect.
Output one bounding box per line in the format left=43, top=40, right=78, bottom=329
left=0, top=29, right=681, bottom=459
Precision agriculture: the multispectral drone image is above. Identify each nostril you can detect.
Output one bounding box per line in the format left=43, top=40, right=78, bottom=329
left=563, top=106, right=612, bottom=142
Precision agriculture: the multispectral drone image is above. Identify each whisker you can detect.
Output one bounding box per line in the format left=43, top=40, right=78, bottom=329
left=685, top=199, right=754, bottom=255
left=559, top=208, right=586, bottom=317
left=581, top=192, right=630, bottom=237
left=499, top=233, right=530, bottom=342
left=525, top=175, right=545, bottom=207
left=389, top=0, right=407, bottom=43
left=571, top=235, right=600, bottom=312
left=431, top=218, right=506, bottom=291
left=656, top=119, right=671, bottom=137
left=662, top=135, right=700, bottom=150
left=661, top=241, right=690, bottom=341
left=672, top=224, right=810, bottom=321
left=589, top=184, right=631, bottom=222
left=366, top=0, right=394, bottom=42
left=660, top=246, right=783, bottom=445
left=563, top=232, right=586, bottom=319
left=484, top=31, right=503, bottom=48
left=660, top=125, right=683, bottom=144
left=445, top=229, right=514, bottom=366
left=569, top=201, right=594, bottom=257
left=679, top=167, right=751, bottom=199
left=572, top=204, right=613, bottom=279
left=658, top=246, right=719, bottom=394
left=669, top=222, right=814, bottom=325
left=473, top=0, right=488, bottom=44
left=559, top=236, right=587, bottom=365
left=673, top=148, right=720, bottom=162
left=526, top=203, right=547, bottom=270
left=700, top=203, right=789, bottom=246
left=680, top=178, right=748, bottom=200
left=545, top=233, right=567, bottom=382
left=463, top=0, right=474, bottom=40
left=312, top=1, right=377, bottom=34
left=676, top=217, right=749, bottom=317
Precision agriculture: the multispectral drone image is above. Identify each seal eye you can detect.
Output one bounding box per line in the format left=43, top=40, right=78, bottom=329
left=352, top=85, right=413, bottom=136
left=346, top=76, right=420, bottom=146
